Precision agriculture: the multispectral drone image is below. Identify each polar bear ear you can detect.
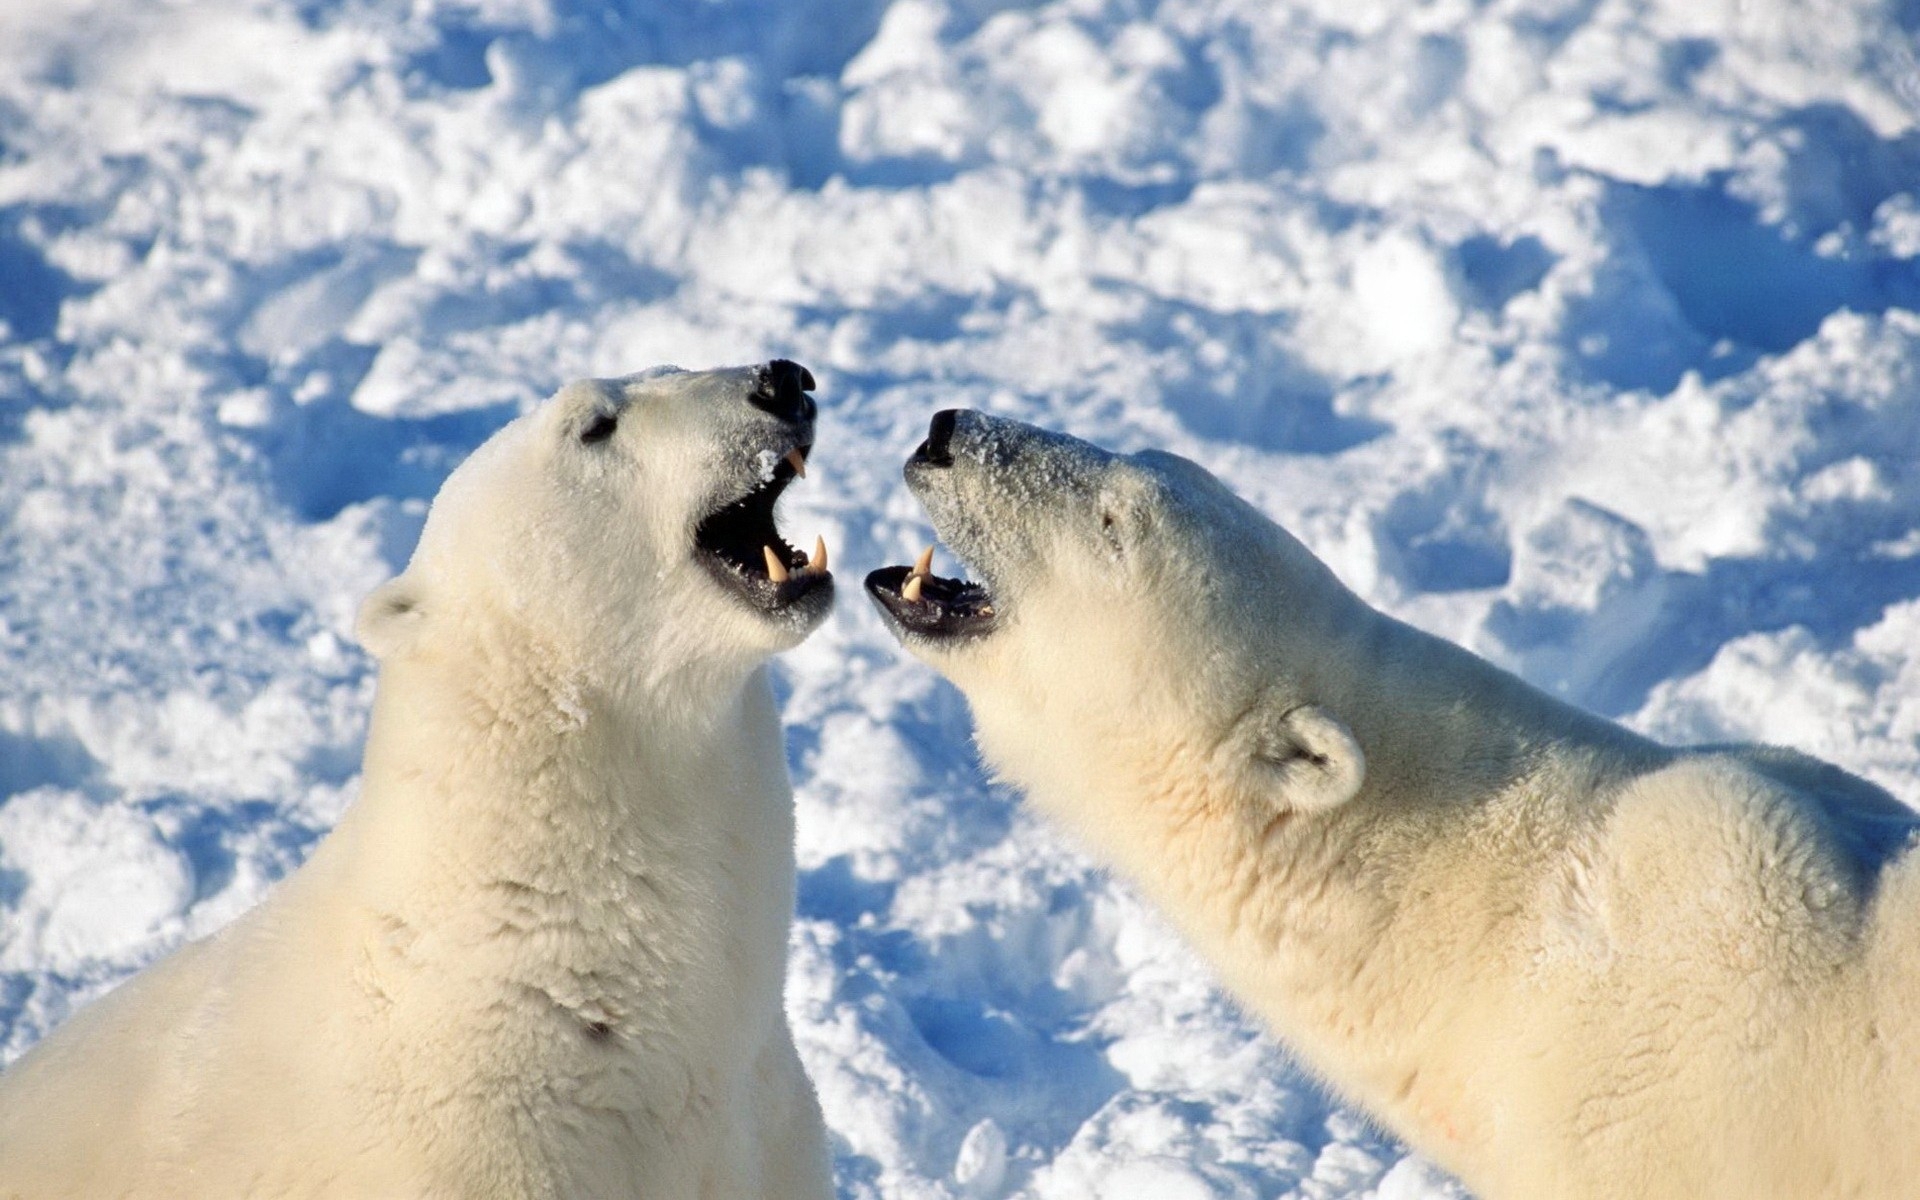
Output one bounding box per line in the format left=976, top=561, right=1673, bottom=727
left=356, top=576, right=428, bottom=660
left=1245, top=701, right=1365, bottom=813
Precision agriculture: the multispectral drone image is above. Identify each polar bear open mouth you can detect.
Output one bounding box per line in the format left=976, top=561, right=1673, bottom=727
left=864, top=410, right=998, bottom=640
left=865, top=552, right=996, bottom=640
left=694, top=444, right=832, bottom=613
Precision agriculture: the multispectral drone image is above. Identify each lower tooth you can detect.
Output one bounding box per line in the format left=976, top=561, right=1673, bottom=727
left=901, top=574, right=924, bottom=603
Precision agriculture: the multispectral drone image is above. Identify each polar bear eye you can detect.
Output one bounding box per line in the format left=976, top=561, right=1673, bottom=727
left=1100, top=511, right=1124, bottom=555
left=580, top=413, right=619, bottom=445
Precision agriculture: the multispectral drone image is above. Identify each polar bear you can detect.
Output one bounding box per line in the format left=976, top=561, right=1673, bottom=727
left=0, top=362, right=837, bottom=1199
left=867, top=409, right=1920, bottom=1200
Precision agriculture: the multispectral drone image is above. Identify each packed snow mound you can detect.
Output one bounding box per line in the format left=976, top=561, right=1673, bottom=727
left=1, top=0, right=1916, bottom=1196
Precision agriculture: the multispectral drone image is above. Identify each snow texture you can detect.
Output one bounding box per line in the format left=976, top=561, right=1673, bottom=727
left=1, top=0, right=1917, bottom=1196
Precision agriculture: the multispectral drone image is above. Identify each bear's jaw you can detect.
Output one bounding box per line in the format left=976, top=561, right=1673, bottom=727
left=863, top=556, right=997, bottom=643
left=864, top=411, right=1001, bottom=643
left=693, top=441, right=834, bottom=620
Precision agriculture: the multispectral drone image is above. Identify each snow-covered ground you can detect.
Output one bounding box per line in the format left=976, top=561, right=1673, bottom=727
left=3, top=0, right=1918, bottom=1194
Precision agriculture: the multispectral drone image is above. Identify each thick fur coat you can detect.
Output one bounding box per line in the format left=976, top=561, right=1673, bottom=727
left=0, top=364, right=835, bottom=1199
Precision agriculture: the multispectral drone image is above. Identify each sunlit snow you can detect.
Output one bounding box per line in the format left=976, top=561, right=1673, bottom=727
left=2, top=0, right=1917, bottom=1195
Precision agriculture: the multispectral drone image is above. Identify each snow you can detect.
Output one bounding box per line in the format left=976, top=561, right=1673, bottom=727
left=1, top=0, right=1917, bottom=1195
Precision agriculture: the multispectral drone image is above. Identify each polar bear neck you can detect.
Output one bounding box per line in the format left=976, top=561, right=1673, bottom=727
left=351, top=645, right=789, bottom=870
left=312, top=635, right=798, bottom=1050
left=1003, top=596, right=1670, bottom=1168
left=1327, top=605, right=1663, bottom=806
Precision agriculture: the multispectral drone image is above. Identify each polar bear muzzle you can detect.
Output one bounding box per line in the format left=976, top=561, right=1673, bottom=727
left=692, top=360, right=833, bottom=617
left=865, top=410, right=1003, bottom=641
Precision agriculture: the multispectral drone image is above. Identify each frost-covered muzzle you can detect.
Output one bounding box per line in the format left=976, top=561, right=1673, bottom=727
left=866, top=409, right=1001, bottom=641
left=864, top=412, right=998, bottom=640
left=866, top=409, right=1113, bottom=644
left=693, top=360, right=835, bottom=623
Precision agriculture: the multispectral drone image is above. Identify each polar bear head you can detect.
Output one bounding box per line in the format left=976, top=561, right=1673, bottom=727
left=358, top=361, right=833, bottom=701
left=866, top=410, right=1367, bottom=831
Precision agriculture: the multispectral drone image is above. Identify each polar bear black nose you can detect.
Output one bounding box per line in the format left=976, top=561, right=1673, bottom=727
left=911, top=408, right=958, bottom=467
left=751, top=359, right=817, bottom=424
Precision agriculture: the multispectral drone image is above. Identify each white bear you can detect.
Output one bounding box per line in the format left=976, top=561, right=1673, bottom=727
left=866, top=409, right=1920, bottom=1200
left=0, top=362, right=837, bottom=1200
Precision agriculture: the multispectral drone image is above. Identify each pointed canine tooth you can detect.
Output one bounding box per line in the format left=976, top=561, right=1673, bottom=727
left=763, top=545, right=790, bottom=583
left=809, top=536, right=828, bottom=573
left=785, top=448, right=808, bottom=479
left=901, top=573, right=924, bottom=603
left=912, top=544, right=935, bottom=577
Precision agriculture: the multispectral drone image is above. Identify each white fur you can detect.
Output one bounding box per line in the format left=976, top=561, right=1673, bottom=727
left=0, top=367, right=834, bottom=1200
left=885, top=412, right=1920, bottom=1200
